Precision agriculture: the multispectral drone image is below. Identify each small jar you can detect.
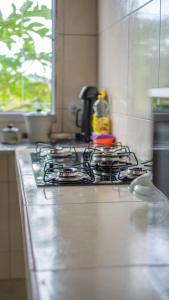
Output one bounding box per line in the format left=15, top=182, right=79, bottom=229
left=1, top=124, right=21, bottom=144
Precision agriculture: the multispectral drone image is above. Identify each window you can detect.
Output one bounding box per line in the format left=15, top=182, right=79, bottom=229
left=0, top=0, right=54, bottom=112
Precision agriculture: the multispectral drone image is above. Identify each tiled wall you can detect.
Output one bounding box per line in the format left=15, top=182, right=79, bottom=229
left=98, top=0, right=169, bottom=160
left=55, top=0, right=97, bottom=133
left=0, top=152, right=25, bottom=279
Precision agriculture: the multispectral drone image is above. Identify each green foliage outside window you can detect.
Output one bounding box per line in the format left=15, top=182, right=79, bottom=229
left=0, top=0, right=52, bottom=112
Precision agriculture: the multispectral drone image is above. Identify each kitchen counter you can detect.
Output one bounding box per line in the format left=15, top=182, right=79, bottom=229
left=16, top=148, right=169, bottom=300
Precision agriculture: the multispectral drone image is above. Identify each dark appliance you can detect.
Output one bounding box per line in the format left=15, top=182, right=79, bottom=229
left=76, top=86, right=99, bottom=142
left=153, top=112, right=169, bottom=199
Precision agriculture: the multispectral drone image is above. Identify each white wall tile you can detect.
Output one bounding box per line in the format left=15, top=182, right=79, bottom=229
left=159, top=0, right=169, bottom=87
left=107, top=113, right=152, bottom=160
left=98, top=18, right=129, bottom=114
left=129, top=0, right=155, bottom=13
left=98, top=0, right=161, bottom=158
left=126, top=116, right=152, bottom=160
left=111, top=113, right=128, bottom=145
left=98, top=0, right=129, bottom=33
left=127, top=0, right=160, bottom=119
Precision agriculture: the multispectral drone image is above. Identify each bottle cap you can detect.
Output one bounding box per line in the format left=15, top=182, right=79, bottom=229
left=99, top=90, right=107, bottom=100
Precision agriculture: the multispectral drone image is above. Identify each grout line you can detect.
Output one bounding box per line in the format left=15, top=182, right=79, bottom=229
left=61, top=0, right=65, bottom=132
left=58, top=33, right=97, bottom=37
left=7, top=157, right=11, bottom=279
left=61, top=35, right=64, bottom=132
left=111, top=112, right=152, bottom=122
left=30, top=263, right=169, bottom=273
left=158, top=0, right=162, bottom=88
left=25, top=200, right=145, bottom=206
left=126, top=14, right=130, bottom=117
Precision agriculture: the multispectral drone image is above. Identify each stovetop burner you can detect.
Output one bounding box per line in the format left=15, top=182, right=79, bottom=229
left=117, top=166, right=148, bottom=183
left=31, top=142, right=151, bottom=186
left=36, top=142, right=78, bottom=162
left=43, top=162, right=94, bottom=185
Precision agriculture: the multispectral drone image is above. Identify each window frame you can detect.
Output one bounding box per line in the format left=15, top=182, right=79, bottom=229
left=0, top=0, right=56, bottom=121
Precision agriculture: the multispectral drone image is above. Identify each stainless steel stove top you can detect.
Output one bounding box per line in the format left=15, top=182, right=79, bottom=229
left=31, top=142, right=152, bottom=186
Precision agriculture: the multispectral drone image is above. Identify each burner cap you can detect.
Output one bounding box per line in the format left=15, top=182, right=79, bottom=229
left=57, top=167, right=78, bottom=178
left=127, top=167, right=146, bottom=177
left=48, top=148, right=73, bottom=159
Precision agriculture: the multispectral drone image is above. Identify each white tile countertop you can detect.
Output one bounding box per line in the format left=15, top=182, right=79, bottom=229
left=15, top=148, right=169, bottom=300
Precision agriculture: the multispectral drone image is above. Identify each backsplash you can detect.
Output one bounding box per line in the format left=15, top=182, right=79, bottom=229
left=98, top=0, right=169, bottom=160
left=56, top=0, right=97, bottom=133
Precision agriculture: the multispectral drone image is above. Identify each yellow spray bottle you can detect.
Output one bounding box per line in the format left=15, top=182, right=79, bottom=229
left=92, top=90, right=110, bottom=135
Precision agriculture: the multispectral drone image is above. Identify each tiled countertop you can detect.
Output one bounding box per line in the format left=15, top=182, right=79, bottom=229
left=16, top=148, right=169, bottom=300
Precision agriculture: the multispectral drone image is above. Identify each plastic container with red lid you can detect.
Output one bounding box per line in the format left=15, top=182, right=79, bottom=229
left=91, top=134, right=116, bottom=147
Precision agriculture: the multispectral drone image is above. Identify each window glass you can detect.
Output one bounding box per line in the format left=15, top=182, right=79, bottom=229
left=0, top=0, right=52, bottom=112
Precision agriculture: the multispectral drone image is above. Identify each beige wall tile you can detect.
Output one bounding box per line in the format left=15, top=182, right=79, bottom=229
left=0, top=279, right=27, bottom=299
left=55, top=35, right=64, bottom=110
left=127, top=0, right=160, bottom=119
left=0, top=253, right=10, bottom=279
left=159, top=0, right=169, bottom=87
left=63, top=109, right=81, bottom=133
left=9, top=183, right=23, bottom=252
left=64, top=0, right=97, bottom=35
left=57, top=0, right=64, bottom=34
left=10, top=252, right=25, bottom=279
left=54, top=1, right=97, bottom=133
left=98, top=30, right=113, bottom=93
left=8, top=153, right=16, bottom=182
left=0, top=183, right=9, bottom=252
left=53, top=109, right=63, bottom=133
left=63, top=35, right=97, bottom=109
left=0, top=155, right=8, bottom=182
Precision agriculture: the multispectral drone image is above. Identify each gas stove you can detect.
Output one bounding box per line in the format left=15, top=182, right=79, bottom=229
left=31, top=142, right=152, bottom=186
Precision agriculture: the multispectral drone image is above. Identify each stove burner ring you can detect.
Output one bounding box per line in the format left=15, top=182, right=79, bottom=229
left=57, top=167, right=78, bottom=178
left=92, top=152, right=129, bottom=162
left=99, top=160, right=120, bottom=165
left=43, top=147, right=74, bottom=159
left=50, top=151, right=72, bottom=159
left=127, top=167, right=145, bottom=177
left=46, top=169, right=91, bottom=183
left=96, top=146, right=114, bottom=153
left=92, top=153, right=114, bottom=160
left=91, top=158, right=129, bottom=167
left=52, top=146, right=63, bottom=152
